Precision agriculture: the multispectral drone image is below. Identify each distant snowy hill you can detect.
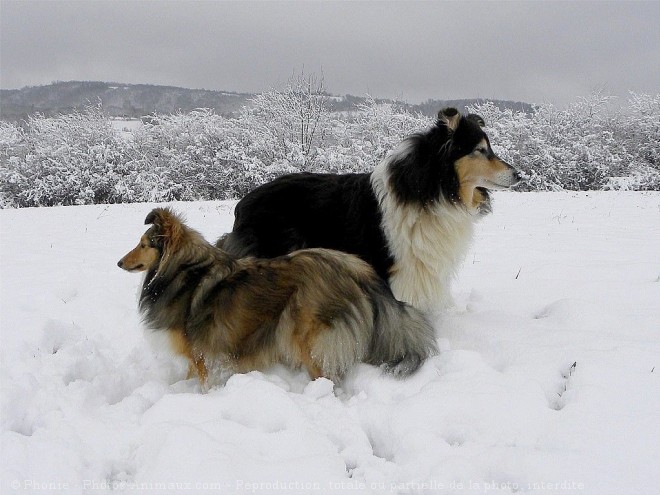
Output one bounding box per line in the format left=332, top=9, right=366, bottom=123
left=0, top=81, right=533, bottom=121
left=0, top=81, right=252, bottom=121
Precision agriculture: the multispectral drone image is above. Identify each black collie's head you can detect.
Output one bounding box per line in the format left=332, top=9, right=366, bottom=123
left=385, top=107, right=520, bottom=214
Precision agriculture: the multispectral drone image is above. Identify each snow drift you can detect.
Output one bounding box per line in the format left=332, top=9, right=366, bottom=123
left=1, top=192, right=658, bottom=494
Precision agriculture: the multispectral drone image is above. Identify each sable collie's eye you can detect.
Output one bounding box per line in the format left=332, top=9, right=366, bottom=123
left=474, top=147, right=487, bottom=155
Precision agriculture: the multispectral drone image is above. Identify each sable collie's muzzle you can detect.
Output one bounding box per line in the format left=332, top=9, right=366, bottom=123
left=117, top=257, right=146, bottom=272
left=117, top=234, right=160, bottom=272
left=117, top=259, right=144, bottom=271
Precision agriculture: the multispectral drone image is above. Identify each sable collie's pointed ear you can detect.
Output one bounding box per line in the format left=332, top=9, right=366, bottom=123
left=145, top=210, right=158, bottom=225
left=144, top=208, right=184, bottom=249
left=467, top=113, right=486, bottom=127
left=144, top=207, right=174, bottom=227
left=439, top=107, right=461, bottom=132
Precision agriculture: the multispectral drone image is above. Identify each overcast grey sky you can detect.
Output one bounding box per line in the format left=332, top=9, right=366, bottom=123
left=1, top=1, right=658, bottom=106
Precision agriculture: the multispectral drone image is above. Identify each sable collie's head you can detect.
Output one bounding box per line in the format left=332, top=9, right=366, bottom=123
left=117, top=208, right=185, bottom=272
left=383, top=107, right=520, bottom=214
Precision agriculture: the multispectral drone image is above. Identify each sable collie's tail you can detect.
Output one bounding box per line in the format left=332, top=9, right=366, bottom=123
left=366, top=282, right=438, bottom=376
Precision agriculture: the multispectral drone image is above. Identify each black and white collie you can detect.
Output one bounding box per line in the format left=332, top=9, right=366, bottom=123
left=218, top=108, right=520, bottom=312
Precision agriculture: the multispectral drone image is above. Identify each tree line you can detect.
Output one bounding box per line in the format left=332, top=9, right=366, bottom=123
left=1, top=73, right=658, bottom=208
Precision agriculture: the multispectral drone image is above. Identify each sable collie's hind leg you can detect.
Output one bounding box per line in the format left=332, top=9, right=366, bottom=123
left=305, top=321, right=368, bottom=383
left=300, top=348, right=324, bottom=380
left=291, top=309, right=334, bottom=381
left=169, top=329, right=208, bottom=385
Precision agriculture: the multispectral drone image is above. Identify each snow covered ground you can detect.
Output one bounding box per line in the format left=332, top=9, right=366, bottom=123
left=110, top=119, right=143, bottom=141
left=1, top=192, right=658, bottom=494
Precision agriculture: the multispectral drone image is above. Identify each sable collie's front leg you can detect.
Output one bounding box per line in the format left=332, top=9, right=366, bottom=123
left=190, top=355, right=208, bottom=384
left=169, top=329, right=208, bottom=385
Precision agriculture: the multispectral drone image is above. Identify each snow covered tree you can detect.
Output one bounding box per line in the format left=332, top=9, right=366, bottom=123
left=239, top=70, right=331, bottom=171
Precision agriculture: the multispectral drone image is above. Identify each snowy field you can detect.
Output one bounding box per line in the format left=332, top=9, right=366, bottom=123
left=110, top=119, right=143, bottom=141
left=1, top=192, right=659, bottom=495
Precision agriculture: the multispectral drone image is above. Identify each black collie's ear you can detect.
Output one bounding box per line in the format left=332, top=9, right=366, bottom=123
left=439, top=107, right=461, bottom=132
left=467, top=113, right=486, bottom=127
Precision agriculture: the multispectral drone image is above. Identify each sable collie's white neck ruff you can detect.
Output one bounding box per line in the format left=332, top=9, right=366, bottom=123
left=371, top=142, right=477, bottom=313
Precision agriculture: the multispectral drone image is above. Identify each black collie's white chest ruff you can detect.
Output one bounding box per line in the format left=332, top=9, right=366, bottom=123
left=371, top=152, right=478, bottom=313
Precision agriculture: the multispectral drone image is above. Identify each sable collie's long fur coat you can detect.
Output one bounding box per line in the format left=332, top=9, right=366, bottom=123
left=118, top=208, right=437, bottom=384
left=219, top=108, right=520, bottom=312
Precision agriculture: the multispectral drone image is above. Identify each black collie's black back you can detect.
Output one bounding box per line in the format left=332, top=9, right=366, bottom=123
left=220, top=172, right=394, bottom=280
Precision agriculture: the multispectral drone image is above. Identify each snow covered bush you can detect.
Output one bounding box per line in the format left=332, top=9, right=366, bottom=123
left=613, top=92, right=660, bottom=190
left=0, top=107, right=285, bottom=206
left=1, top=85, right=659, bottom=208
left=625, top=92, right=660, bottom=167
left=128, top=109, right=303, bottom=200
left=0, top=105, right=129, bottom=207
left=317, top=97, right=430, bottom=173
left=125, top=110, right=240, bottom=201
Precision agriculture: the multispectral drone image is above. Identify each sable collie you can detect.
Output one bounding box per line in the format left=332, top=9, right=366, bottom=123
left=118, top=208, right=437, bottom=385
left=218, top=108, right=520, bottom=312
